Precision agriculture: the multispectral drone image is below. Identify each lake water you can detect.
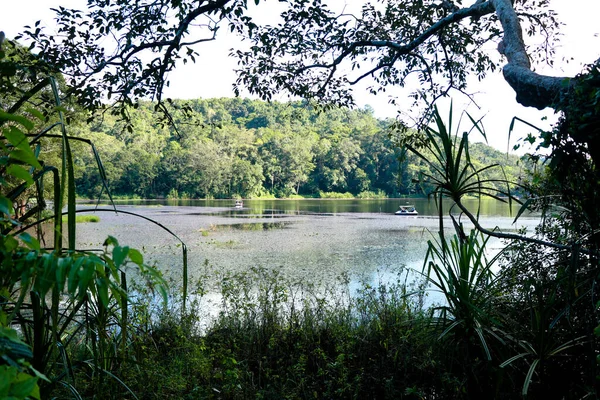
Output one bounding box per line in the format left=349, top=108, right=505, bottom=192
left=86, top=197, right=524, bottom=217
left=75, top=198, right=538, bottom=312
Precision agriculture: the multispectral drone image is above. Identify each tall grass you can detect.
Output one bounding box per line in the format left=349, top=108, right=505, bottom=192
left=111, top=266, right=466, bottom=399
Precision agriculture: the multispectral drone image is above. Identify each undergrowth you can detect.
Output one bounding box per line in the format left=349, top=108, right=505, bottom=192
left=76, top=266, right=512, bottom=399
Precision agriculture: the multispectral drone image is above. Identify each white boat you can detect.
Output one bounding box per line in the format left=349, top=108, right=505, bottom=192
left=234, top=199, right=244, bottom=208
left=395, top=205, right=418, bottom=216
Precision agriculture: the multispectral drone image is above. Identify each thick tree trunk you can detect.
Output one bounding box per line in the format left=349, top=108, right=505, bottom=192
left=490, top=0, right=575, bottom=110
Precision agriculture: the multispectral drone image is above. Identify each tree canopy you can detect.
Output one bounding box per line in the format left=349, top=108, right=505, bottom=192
left=69, top=97, right=524, bottom=199
left=11, top=0, right=598, bottom=157
left=14, top=1, right=587, bottom=110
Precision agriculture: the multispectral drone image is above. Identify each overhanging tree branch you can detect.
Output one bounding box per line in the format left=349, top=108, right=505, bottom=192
left=490, top=0, right=573, bottom=109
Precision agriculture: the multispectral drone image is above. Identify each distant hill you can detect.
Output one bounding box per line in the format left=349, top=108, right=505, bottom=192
left=69, top=98, right=526, bottom=199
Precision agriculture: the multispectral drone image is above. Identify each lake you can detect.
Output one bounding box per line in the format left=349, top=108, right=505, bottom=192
left=85, top=197, right=523, bottom=217
left=74, top=198, right=538, bottom=309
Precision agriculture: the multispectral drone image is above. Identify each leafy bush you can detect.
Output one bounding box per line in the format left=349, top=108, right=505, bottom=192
left=318, top=191, right=354, bottom=198
left=167, top=187, right=179, bottom=199
left=356, top=190, right=386, bottom=199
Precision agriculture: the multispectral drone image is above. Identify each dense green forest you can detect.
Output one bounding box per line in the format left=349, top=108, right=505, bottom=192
left=68, top=98, right=523, bottom=199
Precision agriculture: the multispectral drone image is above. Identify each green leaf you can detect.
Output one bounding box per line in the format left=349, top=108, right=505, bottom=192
left=113, top=246, right=129, bottom=268
left=9, top=148, right=42, bottom=169
left=25, top=107, right=45, bottom=122
left=522, top=359, right=540, bottom=396
left=0, top=366, right=18, bottom=397
left=18, top=233, right=40, bottom=251
left=513, top=198, right=533, bottom=224
left=2, top=125, right=29, bottom=149
left=77, top=261, right=95, bottom=297
left=96, top=278, right=110, bottom=306
left=56, top=257, right=69, bottom=290
left=0, top=196, right=13, bottom=216
left=67, top=257, right=84, bottom=295
left=6, top=164, right=33, bottom=186
left=0, top=110, right=34, bottom=131
left=128, top=248, right=143, bottom=265
left=9, top=372, right=38, bottom=398
left=103, top=235, right=119, bottom=247
left=3, top=235, right=19, bottom=252
left=0, top=326, right=25, bottom=343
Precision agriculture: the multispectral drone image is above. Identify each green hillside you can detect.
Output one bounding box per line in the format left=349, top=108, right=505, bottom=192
left=67, top=98, right=525, bottom=199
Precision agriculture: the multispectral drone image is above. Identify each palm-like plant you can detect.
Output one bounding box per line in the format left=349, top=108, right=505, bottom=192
left=403, top=105, right=594, bottom=396
left=401, top=104, right=517, bottom=212
left=424, top=228, right=504, bottom=361
left=399, top=105, right=511, bottom=361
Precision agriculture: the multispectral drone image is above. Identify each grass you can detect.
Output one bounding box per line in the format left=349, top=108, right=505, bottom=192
left=59, top=260, right=590, bottom=400
left=62, top=214, right=101, bottom=223
left=209, top=239, right=238, bottom=248
left=94, top=267, right=450, bottom=399
left=88, top=265, right=543, bottom=399
left=318, top=191, right=354, bottom=198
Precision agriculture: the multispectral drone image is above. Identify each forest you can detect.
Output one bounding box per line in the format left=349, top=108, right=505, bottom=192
left=71, top=98, right=524, bottom=199
left=2, top=0, right=600, bottom=399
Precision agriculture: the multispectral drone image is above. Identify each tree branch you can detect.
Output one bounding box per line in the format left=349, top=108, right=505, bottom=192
left=490, top=0, right=573, bottom=109
left=455, top=199, right=596, bottom=255
left=296, top=0, right=495, bottom=74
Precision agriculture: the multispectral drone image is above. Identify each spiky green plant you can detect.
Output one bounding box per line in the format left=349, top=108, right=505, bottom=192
left=402, top=104, right=517, bottom=210
left=424, top=227, right=504, bottom=361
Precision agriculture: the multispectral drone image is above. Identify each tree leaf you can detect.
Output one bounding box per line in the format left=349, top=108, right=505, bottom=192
left=0, top=196, right=13, bottom=216
left=128, top=248, right=143, bottom=265
left=18, top=233, right=40, bottom=251
left=7, top=164, right=34, bottom=186
left=9, top=148, right=42, bottom=169
left=113, top=246, right=129, bottom=268
left=0, top=110, right=34, bottom=131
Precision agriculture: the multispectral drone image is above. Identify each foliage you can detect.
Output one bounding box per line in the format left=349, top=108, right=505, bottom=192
left=0, top=326, right=42, bottom=400
left=318, top=191, right=354, bottom=199
left=4, top=0, right=599, bottom=397
left=1, top=47, right=170, bottom=399
left=14, top=0, right=568, bottom=124
left=424, top=229, right=504, bottom=363
left=234, top=1, right=560, bottom=109
left=98, top=267, right=466, bottom=399
left=70, top=98, right=523, bottom=200
left=401, top=104, right=516, bottom=205
left=402, top=105, right=599, bottom=398
left=16, top=0, right=262, bottom=117
left=356, top=190, right=387, bottom=199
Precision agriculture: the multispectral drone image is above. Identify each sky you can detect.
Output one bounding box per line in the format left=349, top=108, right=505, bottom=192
left=2, top=0, right=600, bottom=152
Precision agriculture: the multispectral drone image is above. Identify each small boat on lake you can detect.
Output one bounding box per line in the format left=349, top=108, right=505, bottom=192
left=234, top=199, right=244, bottom=208
left=395, top=205, right=418, bottom=216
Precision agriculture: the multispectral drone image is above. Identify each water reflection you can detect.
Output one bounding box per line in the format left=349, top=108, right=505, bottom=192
left=79, top=197, right=524, bottom=218
left=213, top=222, right=291, bottom=231
left=73, top=199, right=538, bottom=327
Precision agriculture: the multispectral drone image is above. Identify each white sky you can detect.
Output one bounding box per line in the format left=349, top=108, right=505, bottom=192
left=2, top=0, right=599, bottom=152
